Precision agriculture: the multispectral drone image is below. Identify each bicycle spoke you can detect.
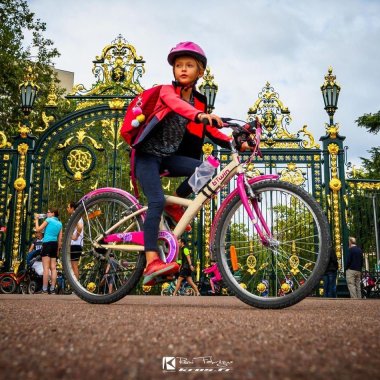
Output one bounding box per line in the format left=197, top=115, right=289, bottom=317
left=62, top=193, right=146, bottom=304
left=214, top=180, right=330, bottom=308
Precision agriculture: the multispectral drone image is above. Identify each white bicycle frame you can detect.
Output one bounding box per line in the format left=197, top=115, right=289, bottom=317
left=91, top=152, right=242, bottom=253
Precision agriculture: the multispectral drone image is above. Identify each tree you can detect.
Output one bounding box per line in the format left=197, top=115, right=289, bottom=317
left=0, top=0, right=61, bottom=135
left=355, top=110, right=380, bottom=135
left=359, top=147, right=380, bottom=180
left=354, top=110, right=380, bottom=179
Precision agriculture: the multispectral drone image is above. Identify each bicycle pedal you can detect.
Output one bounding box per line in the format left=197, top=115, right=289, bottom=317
left=155, top=276, right=173, bottom=283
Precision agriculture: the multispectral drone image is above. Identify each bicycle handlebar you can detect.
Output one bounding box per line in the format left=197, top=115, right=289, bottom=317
left=201, top=117, right=262, bottom=159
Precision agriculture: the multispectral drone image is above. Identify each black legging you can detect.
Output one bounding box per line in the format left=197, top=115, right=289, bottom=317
left=135, top=151, right=200, bottom=251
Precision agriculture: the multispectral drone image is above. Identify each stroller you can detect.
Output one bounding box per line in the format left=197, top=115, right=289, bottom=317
left=22, top=255, right=44, bottom=294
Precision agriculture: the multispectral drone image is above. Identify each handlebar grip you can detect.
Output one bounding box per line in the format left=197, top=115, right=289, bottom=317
left=201, top=118, right=225, bottom=128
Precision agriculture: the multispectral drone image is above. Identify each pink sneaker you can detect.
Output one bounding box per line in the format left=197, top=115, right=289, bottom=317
left=164, top=204, right=192, bottom=232
left=143, top=259, right=179, bottom=286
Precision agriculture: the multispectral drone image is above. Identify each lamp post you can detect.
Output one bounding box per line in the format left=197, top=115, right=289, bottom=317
left=7, top=65, right=40, bottom=272
left=320, top=66, right=340, bottom=126
left=19, top=66, right=40, bottom=117
left=199, top=67, right=218, bottom=114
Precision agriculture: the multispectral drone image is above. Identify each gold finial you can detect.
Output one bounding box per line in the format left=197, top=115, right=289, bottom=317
left=199, top=67, right=219, bottom=92
left=19, top=66, right=40, bottom=91
left=321, top=66, right=341, bottom=91
left=46, top=82, right=58, bottom=107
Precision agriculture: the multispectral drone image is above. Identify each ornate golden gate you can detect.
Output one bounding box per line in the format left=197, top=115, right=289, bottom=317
left=0, top=35, right=148, bottom=271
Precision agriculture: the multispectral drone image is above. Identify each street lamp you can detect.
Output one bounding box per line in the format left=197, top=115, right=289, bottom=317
left=199, top=67, right=218, bottom=114
left=19, top=66, right=40, bottom=116
left=321, top=66, right=340, bottom=125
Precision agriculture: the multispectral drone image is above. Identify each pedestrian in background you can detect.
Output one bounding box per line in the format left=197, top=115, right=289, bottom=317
left=34, top=208, right=62, bottom=294
left=67, top=201, right=83, bottom=279
left=173, top=238, right=200, bottom=296
left=345, top=236, right=363, bottom=299
left=323, top=246, right=338, bottom=298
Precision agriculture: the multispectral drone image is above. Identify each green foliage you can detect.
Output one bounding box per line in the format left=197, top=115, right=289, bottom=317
left=354, top=110, right=380, bottom=179
left=355, top=110, right=380, bottom=135
left=347, top=191, right=378, bottom=263
left=0, top=0, right=62, bottom=135
left=359, top=147, right=380, bottom=180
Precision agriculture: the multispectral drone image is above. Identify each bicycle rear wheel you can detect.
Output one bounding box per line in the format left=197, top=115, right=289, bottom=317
left=161, top=284, right=173, bottom=296
left=62, top=192, right=146, bottom=304
left=213, top=180, right=330, bottom=309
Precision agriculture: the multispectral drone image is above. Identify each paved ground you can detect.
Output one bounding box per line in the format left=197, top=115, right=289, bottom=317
left=0, top=295, right=379, bottom=380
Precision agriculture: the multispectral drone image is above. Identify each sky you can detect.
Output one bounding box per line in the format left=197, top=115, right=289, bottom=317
left=27, top=0, right=380, bottom=167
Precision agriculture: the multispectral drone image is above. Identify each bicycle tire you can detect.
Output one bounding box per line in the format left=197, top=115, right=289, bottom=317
left=213, top=180, right=330, bottom=309
left=28, top=281, right=37, bottom=294
left=185, top=287, right=196, bottom=296
left=161, top=287, right=172, bottom=296
left=62, top=192, right=146, bottom=304
left=0, top=275, right=16, bottom=294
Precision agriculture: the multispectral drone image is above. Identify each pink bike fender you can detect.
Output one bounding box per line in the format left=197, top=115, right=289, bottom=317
left=209, top=174, right=279, bottom=246
left=79, top=187, right=141, bottom=209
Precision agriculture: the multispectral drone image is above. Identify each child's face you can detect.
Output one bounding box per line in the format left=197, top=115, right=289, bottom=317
left=174, top=56, right=203, bottom=87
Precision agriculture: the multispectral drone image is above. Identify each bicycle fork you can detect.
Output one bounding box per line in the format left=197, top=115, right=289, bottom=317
left=236, top=173, right=277, bottom=248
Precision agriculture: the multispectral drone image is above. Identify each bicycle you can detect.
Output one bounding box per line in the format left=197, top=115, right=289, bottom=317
left=0, top=267, right=29, bottom=294
left=62, top=117, right=331, bottom=309
left=161, top=279, right=195, bottom=296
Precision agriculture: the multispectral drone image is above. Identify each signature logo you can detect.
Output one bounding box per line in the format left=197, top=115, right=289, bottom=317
left=162, top=357, right=176, bottom=371
left=162, top=356, right=233, bottom=372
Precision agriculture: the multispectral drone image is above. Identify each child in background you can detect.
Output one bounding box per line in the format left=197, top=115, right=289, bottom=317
left=203, top=260, right=222, bottom=294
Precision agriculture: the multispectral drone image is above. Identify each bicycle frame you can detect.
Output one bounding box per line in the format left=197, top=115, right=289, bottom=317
left=80, top=149, right=279, bottom=262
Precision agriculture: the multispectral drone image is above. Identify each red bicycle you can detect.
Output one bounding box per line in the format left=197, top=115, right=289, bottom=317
left=0, top=269, right=28, bottom=294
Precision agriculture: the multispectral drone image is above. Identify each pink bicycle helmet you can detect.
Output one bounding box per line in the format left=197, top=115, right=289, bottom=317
left=167, top=41, right=207, bottom=68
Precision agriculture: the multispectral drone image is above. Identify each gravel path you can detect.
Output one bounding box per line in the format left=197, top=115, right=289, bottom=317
left=0, top=295, right=379, bottom=380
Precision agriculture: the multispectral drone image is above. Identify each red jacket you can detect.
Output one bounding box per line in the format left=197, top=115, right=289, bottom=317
left=134, top=84, right=231, bottom=159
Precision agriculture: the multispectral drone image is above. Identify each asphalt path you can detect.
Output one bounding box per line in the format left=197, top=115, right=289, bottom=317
left=0, top=295, right=379, bottom=380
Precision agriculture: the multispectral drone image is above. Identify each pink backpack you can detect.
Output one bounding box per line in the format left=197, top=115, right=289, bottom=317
left=120, top=86, right=163, bottom=197
left=120, top=85, right=162, bottom=146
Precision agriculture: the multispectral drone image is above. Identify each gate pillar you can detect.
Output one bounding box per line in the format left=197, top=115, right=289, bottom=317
left=5, top=129, right=35, bottom=272
left=320, top=68, right=348, bottom=269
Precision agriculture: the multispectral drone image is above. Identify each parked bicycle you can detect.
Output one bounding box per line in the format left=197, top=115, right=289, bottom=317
left=0, top=268, right=29, bottom=294
left=161, top=279, right=195, bottom=296
left=361, top=271, right=380, bottom=299
left=62, top=118, right=331, bottom=309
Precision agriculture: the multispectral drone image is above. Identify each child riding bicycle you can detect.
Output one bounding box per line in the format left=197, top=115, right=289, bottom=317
left=132, top=41, right=251, bottom=286
left=203, top=260, right=223, bottom=294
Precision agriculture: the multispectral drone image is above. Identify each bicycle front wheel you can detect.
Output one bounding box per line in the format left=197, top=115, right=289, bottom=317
left=62, top=192, right=146, bottom=304
left=213, top=180, right=330, bottom=309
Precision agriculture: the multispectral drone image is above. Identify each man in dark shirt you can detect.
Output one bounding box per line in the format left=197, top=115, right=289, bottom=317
left=345, top=237, right=364, bottom=298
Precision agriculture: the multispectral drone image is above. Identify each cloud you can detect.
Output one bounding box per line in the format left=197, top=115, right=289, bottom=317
left=27, top=0, right=380, bottom=166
